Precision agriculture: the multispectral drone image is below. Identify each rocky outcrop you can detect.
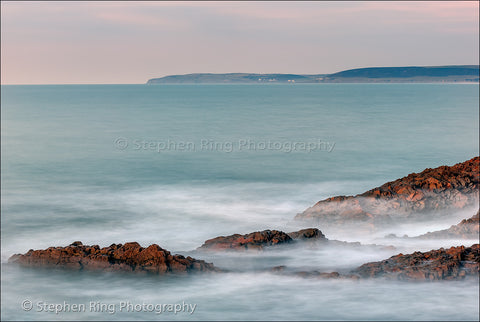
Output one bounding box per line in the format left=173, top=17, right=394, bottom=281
left=198, top=228, right=326, bottom=251
left=296, top=157, right=479, bottom=226
left=8, top=241, right=219, bottom=274
left=416, top=210, right=479, bottom=239
left=273, top=244, right=479, bottom=281
left=9, top=240, right=478, bottom=281
left=352, top=244, right=479, bottom=280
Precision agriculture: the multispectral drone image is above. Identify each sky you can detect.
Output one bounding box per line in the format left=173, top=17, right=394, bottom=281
left=1, top=1, right=479, bottom=84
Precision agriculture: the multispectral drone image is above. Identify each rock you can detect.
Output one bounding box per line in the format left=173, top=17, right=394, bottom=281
left=270, top=265, right=287, bottom=272
left=270, top=266, right=361, bottom=280
left=415, top=210, right=479, bottom=239
left=352, top=244, right=480, bottom=280
left=294, top=271, right=341, bottom=279
left=8, top=242, right=220, bottom=274
left=385, top=233, right=399, bottom=239
left=198, top=228, right=326, bottom=251
left=270, top=245, right=478, bottom=281
left=198, top=230, right=293, bottom=251
left=384, top=233, right=410, bottom=239
left=287, top=228, right=325, bottom=240
left=296, top=157, right=479, bottom=227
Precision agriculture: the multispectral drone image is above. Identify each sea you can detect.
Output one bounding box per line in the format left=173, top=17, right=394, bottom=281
left=1, top=83, right=479, bottom=320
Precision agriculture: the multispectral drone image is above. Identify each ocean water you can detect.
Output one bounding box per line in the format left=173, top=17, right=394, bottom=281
left=1, top=84, right=479, bottom=320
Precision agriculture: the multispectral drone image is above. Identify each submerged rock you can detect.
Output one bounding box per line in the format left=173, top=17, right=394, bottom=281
left=270, top=266, right=358, bottom=280
left=352, top=244, right=479, bottom=280
left=296, top=157, right=479, bottom=227
left=416, top=210, right=479, bottom=239
left=198, top=228, right=326, bottom=251
left=8, top=241, right=219, bottom=274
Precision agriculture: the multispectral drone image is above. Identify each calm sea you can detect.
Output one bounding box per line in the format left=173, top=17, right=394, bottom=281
left=1, top=84, right=479, bottom=320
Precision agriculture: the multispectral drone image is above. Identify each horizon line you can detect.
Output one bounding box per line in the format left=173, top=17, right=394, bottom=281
left=2, top=64, right=479, bottom=85
left=2, top=82, right=479, bottom=86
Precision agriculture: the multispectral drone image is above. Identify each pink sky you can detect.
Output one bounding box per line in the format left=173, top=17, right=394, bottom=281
left=1, top=1, right=478, bottom=84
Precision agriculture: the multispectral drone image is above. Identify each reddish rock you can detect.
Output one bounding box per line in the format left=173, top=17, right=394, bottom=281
left=416, top=210, right=479, bottom=239
left=198, top=228, right=326, bottom=251
left=270, top=245, right=478, bottom=281
left=352, top=244, right=480, bottom=281
left=8, top=241, right=219, bottom=274
left=287, top=228, right=326, bottom=240
left=198, top=230, right=292, bottom=251
left=406, top=191, right=424, bottom=202
left=296, top=157, right=479, bottom=226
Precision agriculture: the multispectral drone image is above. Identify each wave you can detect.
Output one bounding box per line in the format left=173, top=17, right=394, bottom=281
left=2, top=180, right=478, bottom=262
left=1, top=180, right=374, bottom=261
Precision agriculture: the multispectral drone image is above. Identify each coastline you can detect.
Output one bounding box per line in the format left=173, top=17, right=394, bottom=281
left=8, top=157, right=480, bottom=281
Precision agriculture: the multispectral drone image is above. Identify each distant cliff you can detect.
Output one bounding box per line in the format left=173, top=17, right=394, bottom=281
left=147, top=65, right=479, bottom=84
left=147, top=73, right=324, bottom=84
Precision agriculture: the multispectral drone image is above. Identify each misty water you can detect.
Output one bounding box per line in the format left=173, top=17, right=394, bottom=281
left=1, top=84, right=479, bottom=320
